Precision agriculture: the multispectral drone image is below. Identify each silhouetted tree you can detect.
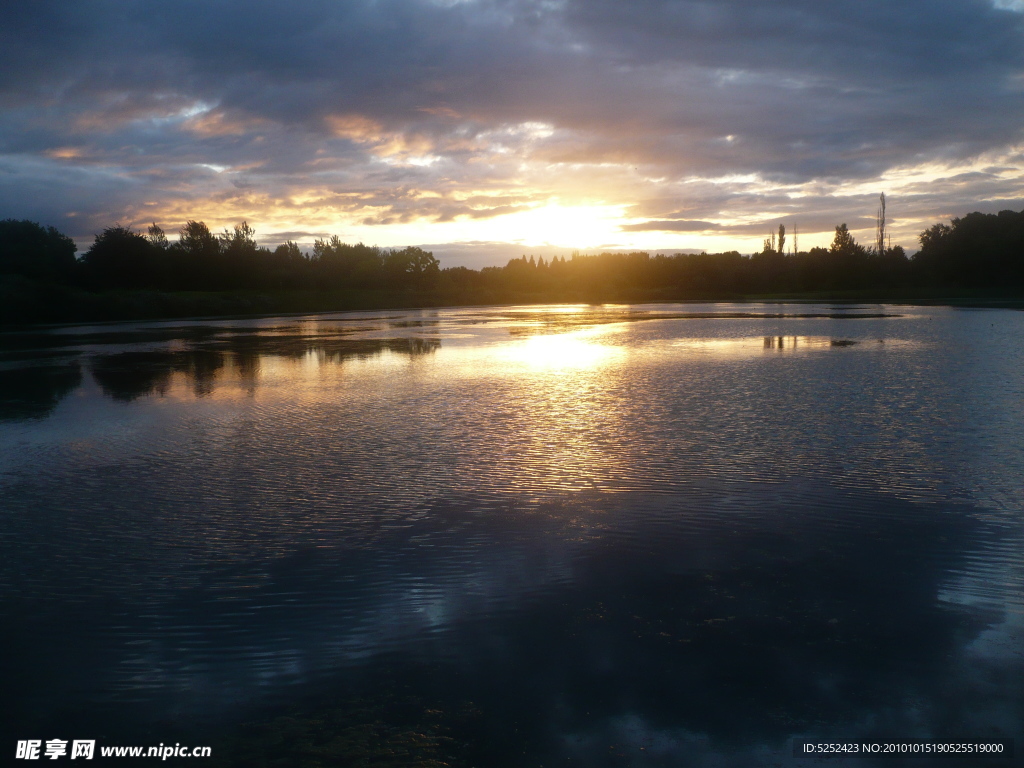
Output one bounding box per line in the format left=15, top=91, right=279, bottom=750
left=147, top=223, right=169, bottom=250
left=914, top=209, right=1024, bottom=287
left=273, top=241, right=304, bottom=263
left=830, top=223, right=865, bottom=258
left=178, top=220, right=219, bottom=256
left=875, top=193, right=886, bottom=256
left=21, top=203, right=1024, bottom=326
left=220, top=221, right=258, bottom=255
left=173, top=220, right=221, bottom=289
left=383, top=246, right=440, bottom=287
left=313, top=237, right=386, bottom=288
left=0, top=219, right=77, bottom=283
left=81, top=225, right=158, bottom=289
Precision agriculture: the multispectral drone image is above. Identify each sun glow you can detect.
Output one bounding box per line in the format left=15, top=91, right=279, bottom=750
left=501, top=329, right=624, bottom=372
left=450, top=200, right=628, bottom=249
left=285, top=199, right=632, bottom=252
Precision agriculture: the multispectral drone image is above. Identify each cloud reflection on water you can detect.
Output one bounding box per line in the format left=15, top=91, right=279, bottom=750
left=5, top=486, right=1017, bottom=766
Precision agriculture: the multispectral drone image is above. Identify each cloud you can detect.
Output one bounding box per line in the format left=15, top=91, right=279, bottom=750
left=1, top=0, right=1023, bottom=256
left=621, top=220, right=721, bottom=233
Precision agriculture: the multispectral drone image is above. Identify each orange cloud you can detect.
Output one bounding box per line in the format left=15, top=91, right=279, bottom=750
left=326, top=114, right=385, bottom=142
left=44, top=147, right=85, bottom=160
left=182, top=110, right=270, bottom=137
left=326, top=114, right=437, bottom=163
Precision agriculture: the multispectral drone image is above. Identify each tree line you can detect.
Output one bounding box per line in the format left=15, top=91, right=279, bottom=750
left=7, top=219, right=443, bottom=292
left=1, top=207, right=1023, bottom=322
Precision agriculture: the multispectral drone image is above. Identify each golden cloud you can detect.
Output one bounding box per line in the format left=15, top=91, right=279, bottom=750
left=182, top=110, right=270, bottom=137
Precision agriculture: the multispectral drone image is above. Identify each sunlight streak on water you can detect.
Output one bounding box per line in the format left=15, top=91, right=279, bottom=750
left=497, top=326, right=625, bottom=371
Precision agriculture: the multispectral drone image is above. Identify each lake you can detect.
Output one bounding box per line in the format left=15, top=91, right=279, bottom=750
left=1, top=303, right=1021, bottom=766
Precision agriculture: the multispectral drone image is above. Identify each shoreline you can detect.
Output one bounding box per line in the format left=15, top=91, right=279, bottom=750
left=3, top=279, right=1024, bottom=330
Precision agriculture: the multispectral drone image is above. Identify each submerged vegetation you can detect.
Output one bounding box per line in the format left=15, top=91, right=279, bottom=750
left=2, top=206, right=1024, bottom=325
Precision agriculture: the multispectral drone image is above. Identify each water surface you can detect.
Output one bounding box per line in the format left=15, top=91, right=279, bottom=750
left=1, top=303, right=1022, bottom=765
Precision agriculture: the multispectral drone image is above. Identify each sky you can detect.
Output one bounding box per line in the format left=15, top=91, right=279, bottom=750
left=2, top=0, right=1023, bottom=267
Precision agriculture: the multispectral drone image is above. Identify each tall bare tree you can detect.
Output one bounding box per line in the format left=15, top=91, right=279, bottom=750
left=875, top=193, right=886, bottom=255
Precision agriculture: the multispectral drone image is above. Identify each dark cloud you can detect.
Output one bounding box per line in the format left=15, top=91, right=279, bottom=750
left=621, top=220, right=721, bottom=232
left=1, top=0, right=1023, bottom=254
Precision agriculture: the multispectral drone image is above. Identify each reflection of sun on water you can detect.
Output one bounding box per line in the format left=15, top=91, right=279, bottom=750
left=501, top=329, right=625, bottom=372
left=427, top=326, right=632, bottom=493
left=503, top=304, right=590, bottom=315
left=481, top=329, right=632, bottom=492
